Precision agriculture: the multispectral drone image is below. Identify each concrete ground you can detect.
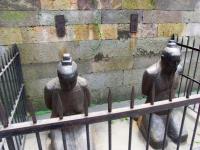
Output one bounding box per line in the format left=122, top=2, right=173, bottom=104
left=23, top=102, right=200, bottom=150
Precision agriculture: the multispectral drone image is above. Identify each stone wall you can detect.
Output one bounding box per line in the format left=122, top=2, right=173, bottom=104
left=0, top=0, right=200, bottom=110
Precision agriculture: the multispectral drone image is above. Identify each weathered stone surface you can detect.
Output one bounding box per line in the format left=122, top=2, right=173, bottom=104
left=0, top=11, right=38, bottom=27
left=21, top=26, right=69, bottom=43
left=78, top=0, right=97, bottom=10
left=143, top=10, right=182, bottom=23
left=38, top=10, right=101, bottom=25
left=123, top=69, right=145, bottom=95
left=137, top=24, right=157, bottom=37
left=122, top=0, right=155, bottom=9
left=0, top=28, right=22, bottom=45
left=91, top=56, right=134, bottom=73
left=102, top=10, right=142, bottom=24
left=97, top=0, right=122, bottom=9
left=0, top=0, right=40, bottom=10
left=25, top=78, right=51, bottom=103
left=158, top=23, right=185, bottom=37
left=156, top=0, right=196, bottom=10
left=182, top=11, right=200, bottom=23
left=73, top=25, right=89, bottom=41
left=22, top=63, right=57, bottom=80
left=133, top=55, right=160, bottom=69
left=79, top=39, right=133, bottom=60
left=99, top=24, right=118, bottom=40
left=18, top=41, right=79, bottom=64
left=133, top=37, right=169, bottom=56
left=184, top=23, right=200, bottom=37
left=82, top=71, right=124, bottom=90
left=40, top=0, right=77, bottom=10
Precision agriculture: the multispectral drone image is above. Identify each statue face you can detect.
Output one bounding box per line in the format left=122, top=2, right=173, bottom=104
left=161, top=54, right=181, bottom=74
left=58, top=73, right=78, bottom=91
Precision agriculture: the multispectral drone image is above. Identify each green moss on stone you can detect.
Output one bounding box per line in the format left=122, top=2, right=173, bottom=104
left=0, top=11, right=28, bottom=22
left=122, top=0, right=155, bottom=9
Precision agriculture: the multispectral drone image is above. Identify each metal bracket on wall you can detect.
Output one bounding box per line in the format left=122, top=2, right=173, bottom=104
left=55, top=15, right=67, bottom=38
left=130, top=14, right=138, bottom=33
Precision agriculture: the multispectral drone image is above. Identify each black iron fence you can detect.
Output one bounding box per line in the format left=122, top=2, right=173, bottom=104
left=0, top=44, right=27, bottom=150
left=0, top=37, right=199, bottom=150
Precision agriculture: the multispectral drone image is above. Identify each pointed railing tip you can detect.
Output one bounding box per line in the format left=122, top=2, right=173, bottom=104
left=107, top=87, right=112, bottom=113
left=130, top=86, right=135, bottom=109
left=27, top=100, right=37, bottom=124
left=151, top=82, right=155, bottom=105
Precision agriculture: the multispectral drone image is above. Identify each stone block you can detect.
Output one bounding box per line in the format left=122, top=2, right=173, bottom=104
left=99, top=24, right=118, bottom=40
left=133, top=55, right=160, bottom=69
left=122, top=0, right=155, bottom=9
left=21, top=26, right=68, bottom=43
left=137, top=24, right=157, bottom=37
left=0, top=28, right=22, bottom=45
left=25, top=78, right=52, bottom=101
left=184, top=23, right=200, bottom=37
left=143, top=10, right=182, bottom=23
left=0, top=11, right=38, bottom=27
left=90, top=56, right=134, bottom=73
left=97, top=0, right=122, bottom=9
left=182, top=12, right=200, bottom=23
left=79, top=39, right=134, bottom=60
left=18, top=41, right=79, bottom=64
left=158, top=23, right=186, bottom=37
left=102, top=10, right=142, bottom=24
left=22, top=63, right=57, bottom=80
left=78, top=0, right=97, bottom=10
left=156, top=0, right=196, bottom=10
left=73, top=25, right=89, bottom=41
left=0, top=0, right=40, bottom=10
left=82, top=71, right=124, bottom=90
left=38, top=10, right=101, bottom=25
left=40, top=0, right=77, bottom=10
left=134, top=37, right=169, bottom=56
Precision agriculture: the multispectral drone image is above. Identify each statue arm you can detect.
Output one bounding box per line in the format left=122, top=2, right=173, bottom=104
left=44, top=86, right=52, bottom=110
left=142, top=71, right=153, bottom=96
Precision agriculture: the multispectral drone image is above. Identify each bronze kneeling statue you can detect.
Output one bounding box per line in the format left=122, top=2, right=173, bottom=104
left=44, top=53, right=91, bottom=150
left=138, top=41, right=188, bottom=149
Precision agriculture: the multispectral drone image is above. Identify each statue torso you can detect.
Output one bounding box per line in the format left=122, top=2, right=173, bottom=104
left=46, top=77, right=86, bottom=117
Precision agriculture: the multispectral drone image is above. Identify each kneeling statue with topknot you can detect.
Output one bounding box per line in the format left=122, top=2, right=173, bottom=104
left=138, top=40, right=188, bottom=149
left=44, top=53, right=91, bottom=150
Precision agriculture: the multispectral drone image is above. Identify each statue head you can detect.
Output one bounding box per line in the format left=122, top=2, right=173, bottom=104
left=57, top=53, right=78, bottom=91
left=161, top=40, right=181, bottom=75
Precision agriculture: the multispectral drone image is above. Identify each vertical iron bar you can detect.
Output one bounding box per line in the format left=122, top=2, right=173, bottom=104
left=146, top=82, right=155, bottom=150
left=4, top=52, right=16, bottom=106
left=0, top=98, right=8, bottom=128
left=0, top=56, right=13, bottom=114
left=35, top=132, right=43, bottom=150
left=176, top=106, right=187, bottom=150
left=190, top=104, right=200, bottom=150
left=6, top=137, right=15, bottom=150
left=191, top=45, right=200, bottom=92
left=84, top=88, right=90, bottom=150
left=2, top=54, right=15, bottom=106
left=128, top=86, right=135, bottom=150
left=61, top=128, right=67, bottom=150
left=107, top=88, right=112, bottom=150
left=184, top=38, right=195, bottom=96
left=178, top=37, right=188, bottom=97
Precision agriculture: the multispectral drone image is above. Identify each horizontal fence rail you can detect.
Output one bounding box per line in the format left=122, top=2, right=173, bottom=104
left=0, top=94, right=200, bottom=138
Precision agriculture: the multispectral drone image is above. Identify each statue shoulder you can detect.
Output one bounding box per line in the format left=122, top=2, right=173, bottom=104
left=145, top=62, right=160, bottom=77
left=45, top=77, right=60, bottom=91
left=77, top=76, right=88, bottom=88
